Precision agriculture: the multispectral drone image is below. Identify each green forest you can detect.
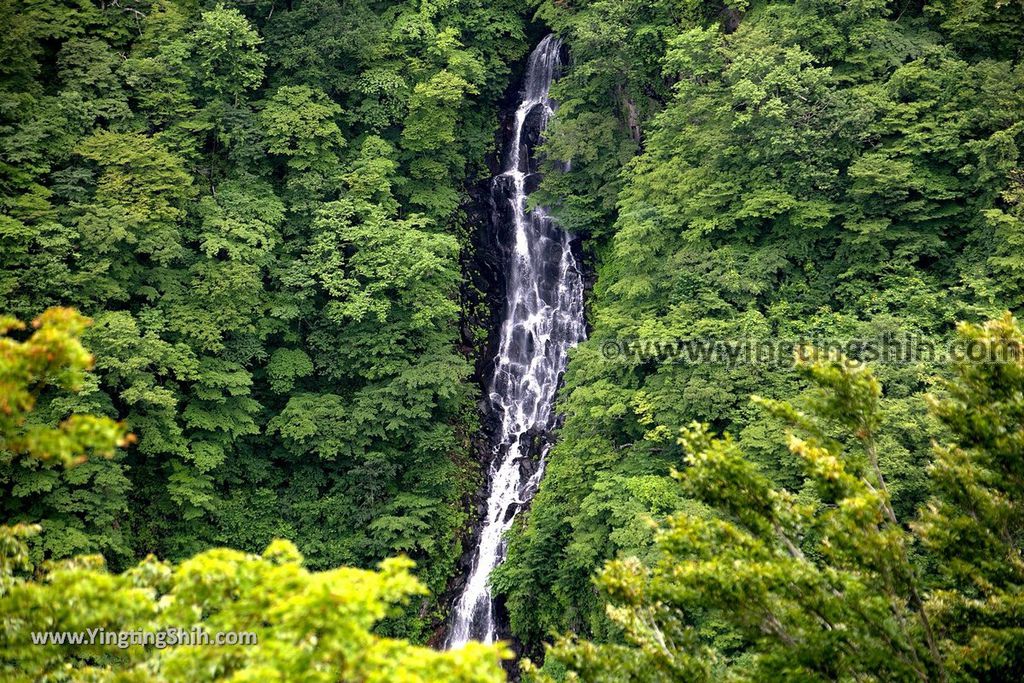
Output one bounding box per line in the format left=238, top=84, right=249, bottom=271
left=1, top=0, right=1023, bottom=680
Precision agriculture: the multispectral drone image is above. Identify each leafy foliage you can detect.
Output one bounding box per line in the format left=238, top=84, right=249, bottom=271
left=499, top=0, right=1024, bottom=652
left=3, top=0, right=1024, bottom=673
left=0, top=308, right=506, bottom=680
left=0, top=308, right=132, bottom=562
left=0, top=0, right=529, bottom=637
left=1, top=308, right=129, bottom=466
left=1, top=536, right=509, bottom=682
left=532, top=316, right=1024, bottom=681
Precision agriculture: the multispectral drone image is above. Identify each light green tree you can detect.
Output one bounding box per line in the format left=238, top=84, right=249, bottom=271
left=532, top=315, right=1024, bottom=682
left=1, top=540, right=509, bottom=682
left=0, top=309, right=508, bottom=680
left=0, top=307, right=130, bottom=569
left=0, top=307, right=129, bottom=468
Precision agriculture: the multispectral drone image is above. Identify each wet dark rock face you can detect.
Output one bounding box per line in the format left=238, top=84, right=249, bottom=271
left=435, top=50, right=528, bottom=654
left=448, top=33, right=585, bottom=653
left=440, top=36, right=587, bottom=671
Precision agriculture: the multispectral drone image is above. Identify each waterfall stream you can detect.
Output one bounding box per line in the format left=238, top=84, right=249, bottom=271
left=447, top=34, right=586, bottom=649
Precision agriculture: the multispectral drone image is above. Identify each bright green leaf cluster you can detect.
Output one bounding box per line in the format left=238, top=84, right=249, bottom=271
left=536, top=315, right=1024, bottom=681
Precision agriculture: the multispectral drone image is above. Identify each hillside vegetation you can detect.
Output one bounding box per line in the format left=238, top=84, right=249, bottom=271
left=1, top=0, right=1023, bottom=680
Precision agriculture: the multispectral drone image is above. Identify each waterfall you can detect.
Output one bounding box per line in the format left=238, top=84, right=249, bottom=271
left=447, top=34, right=586, bottom=649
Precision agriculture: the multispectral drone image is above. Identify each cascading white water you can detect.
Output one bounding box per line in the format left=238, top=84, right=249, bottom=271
left=447, top=34, right=586, bottom=649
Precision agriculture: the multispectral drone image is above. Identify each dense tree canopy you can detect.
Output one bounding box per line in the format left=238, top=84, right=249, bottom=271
left=497, top=0, right=1024, bottom=658
left=0, top=309, right=507, bottom=679
left=2, top=0, right=1023, bottom=678
left=0, top=0, right=529, bottom=639
left=529, top=316, right=1024, bottom=681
